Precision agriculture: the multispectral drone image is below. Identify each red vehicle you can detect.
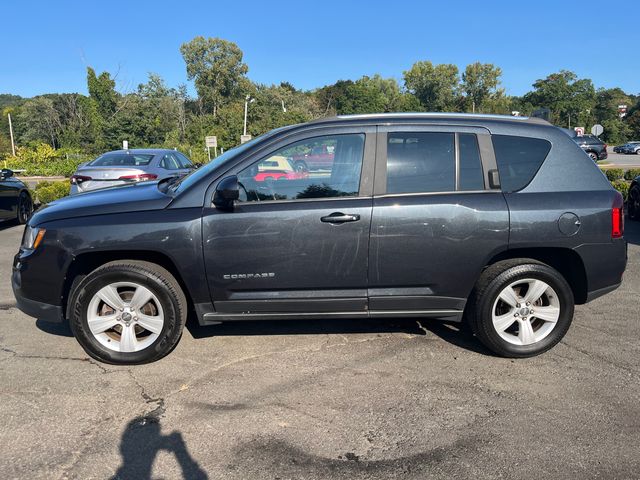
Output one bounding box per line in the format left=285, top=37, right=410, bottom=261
left=254, top=156, right=309, bottom=182
left=291, top=145, right=335, bottom=171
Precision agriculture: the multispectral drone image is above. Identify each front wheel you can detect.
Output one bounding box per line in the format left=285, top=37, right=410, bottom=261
left=467, top=260, right=574, bottom=358
left=17, top=191, right=33, bottom=224
left=68, top=261, right=187, bottom=364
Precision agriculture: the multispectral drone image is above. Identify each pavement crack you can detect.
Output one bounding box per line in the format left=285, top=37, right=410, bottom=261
left=166, top=334, right=391, bottom=399
left=415, top=320, right=429, bottom=335
left=0, top=341, right=115, bottom=374
left=560, top=340, right=638, bottom=377
left=127, top=370, right=166, bottom=423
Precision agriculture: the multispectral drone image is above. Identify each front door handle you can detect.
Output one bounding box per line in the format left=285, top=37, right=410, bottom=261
left=320, top=212, right=361, bottom=224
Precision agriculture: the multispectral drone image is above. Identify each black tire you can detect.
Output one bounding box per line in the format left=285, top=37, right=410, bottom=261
left=68, top=260, right=187, bottom=365
left=588, top=151, right=598, bottom=162
left=293, top=160, right=308, bottom=172
left=17, top=191, right=33, bottom=224
left=466, top=259, right=574, bottom=358
left=628, top=186, right=640, bottom=221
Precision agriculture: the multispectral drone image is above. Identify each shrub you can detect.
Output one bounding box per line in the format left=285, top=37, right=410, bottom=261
left=611, top=180, right=630, bottom=201
left=2, top=144, right=90, bottom=177
left=33, top=180, right=70, bottom=204
left=624, top=168, right=640, bottom=181
left=604, top=168, right=624, bottom=181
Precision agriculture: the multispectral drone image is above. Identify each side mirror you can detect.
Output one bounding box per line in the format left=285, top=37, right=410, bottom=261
left=0, top=168, right=14, bottom=180
left=213, top=175, right=239, bottom=210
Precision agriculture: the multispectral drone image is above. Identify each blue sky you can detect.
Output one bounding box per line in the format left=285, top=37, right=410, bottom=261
left=1, top=0, right=638, bottom=98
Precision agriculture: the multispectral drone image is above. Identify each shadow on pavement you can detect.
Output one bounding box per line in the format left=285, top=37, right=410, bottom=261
left=111, top=417, right=208, bottom=480
left=0, top=219, right=19, bottom=232
left=35, top=319, right=74, bottom=337
left=186, top=316, right=427, bottom=339
left=186, top=316, right=492, bottom=356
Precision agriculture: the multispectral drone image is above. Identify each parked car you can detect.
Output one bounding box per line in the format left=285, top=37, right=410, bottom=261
left=13, top=113, right=627, bottom=365
left=628, top=175, right=640, bottom=221
left=615, top=142, right=640, bottom=155
left=70, top=149, right=194, bottom=194
left=572, top=134, right=608, bottom=161
left=290, top=144, right=335, bottom=171
left=254, top=156, right=309, bottom=182
left=0, top=169, right=33, bottom=224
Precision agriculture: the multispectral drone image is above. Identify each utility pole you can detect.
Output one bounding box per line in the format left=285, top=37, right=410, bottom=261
left=243, top=95, right=255, bottom=136
left=7, top=113, right=16, bottom=156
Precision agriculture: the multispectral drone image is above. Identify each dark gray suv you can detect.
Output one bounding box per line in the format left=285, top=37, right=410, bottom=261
left=572, top=134, right=608, bottom=161
left=12, top=113, right=627, bottom=364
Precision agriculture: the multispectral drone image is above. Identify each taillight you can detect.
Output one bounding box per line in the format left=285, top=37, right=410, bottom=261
left=612, top=191, right=624, bottom=239
left=70, top=175, right=92, bottom=184
left=118, top=173, right=158, bottom=182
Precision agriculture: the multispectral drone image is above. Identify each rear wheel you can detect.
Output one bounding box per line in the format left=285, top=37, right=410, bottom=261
left=68, top=261, right=187, bottom=364
left=293, top=160, right=308, bottom=172
left=588, top=151, right=598, bottom=162
left=17, top=191, right=33, bottom=224
left=628, top=186, right=640, bottom=221
left=467, top=260, right=574, bottom=357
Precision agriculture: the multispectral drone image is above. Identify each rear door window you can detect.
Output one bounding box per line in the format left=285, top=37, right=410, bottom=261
left=492, top=135, right=551, bottom=192
left=386, top=133, right=455, bottom=194
left=160, top=153, right=181, bottom=170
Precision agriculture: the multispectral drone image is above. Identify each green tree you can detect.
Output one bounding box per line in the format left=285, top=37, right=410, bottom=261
left=87, top=67, right=118, bottom=119
left=15, top=96, right=61, bottom=147
left=461, top=62, right=504, bottom=112
left=403, top=61, right=460, bottom=111
left=180, top=37, right=248, bottom=117
left=523, top=70, right=596, bottom=128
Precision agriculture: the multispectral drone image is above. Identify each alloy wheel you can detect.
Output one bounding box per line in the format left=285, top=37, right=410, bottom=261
left=491, top=278, right=561, bottom=346
left=86, top=282, right=164, bottom=353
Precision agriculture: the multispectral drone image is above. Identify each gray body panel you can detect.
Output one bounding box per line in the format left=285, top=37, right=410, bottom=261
left=14, top=113, right=626, bottom=324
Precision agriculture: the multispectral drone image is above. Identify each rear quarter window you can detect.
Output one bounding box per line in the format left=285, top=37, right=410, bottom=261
left=492, top=135, right=551, bottom=192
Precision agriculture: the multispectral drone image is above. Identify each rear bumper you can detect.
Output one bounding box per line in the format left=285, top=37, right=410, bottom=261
left=598, top=150, right=608, bottom=160
left=12, top=265, right=63, bottom=323
left=578, top=239, right=627, bottom=303
left=585, top=282, right=622, bottom=302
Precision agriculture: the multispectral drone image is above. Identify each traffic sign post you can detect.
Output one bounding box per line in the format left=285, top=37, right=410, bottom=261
left=591, top=124, right=604, bottom=137
left=574, top=127, right=585, bottom=136
left=205, top=136, right=218, bottom=159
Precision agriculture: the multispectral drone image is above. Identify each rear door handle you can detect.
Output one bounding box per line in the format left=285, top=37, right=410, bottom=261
left=320, top=212, right=361, bottom=224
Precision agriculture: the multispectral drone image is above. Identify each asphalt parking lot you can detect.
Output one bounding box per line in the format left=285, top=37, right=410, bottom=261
left=0, top=220, right=639, bottom=480
left=606, top=148, right=640, bottom=168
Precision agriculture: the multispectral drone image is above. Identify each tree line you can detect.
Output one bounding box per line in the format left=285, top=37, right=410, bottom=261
left=1, top=36, right=639, bottom=164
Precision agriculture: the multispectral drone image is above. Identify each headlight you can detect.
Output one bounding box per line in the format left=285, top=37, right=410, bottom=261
left=21, top=226, right=46, bottom=250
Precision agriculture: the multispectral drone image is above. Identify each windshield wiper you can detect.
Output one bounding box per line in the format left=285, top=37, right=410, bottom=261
left=158, top=175, right=182, bottom=194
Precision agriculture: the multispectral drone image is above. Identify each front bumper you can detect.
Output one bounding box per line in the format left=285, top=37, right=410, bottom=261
left=12, top=266, right=63, bottom=323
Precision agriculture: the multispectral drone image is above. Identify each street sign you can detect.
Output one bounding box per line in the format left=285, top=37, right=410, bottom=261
left=574, top=127, right=585, bottom=136
left=591, top=124, right=604, bottom=137
left=240, top=134, right=252, bottom=144
left=122, top=140, right=128, bottom=150
left=205, top=136, right=217, bottom=148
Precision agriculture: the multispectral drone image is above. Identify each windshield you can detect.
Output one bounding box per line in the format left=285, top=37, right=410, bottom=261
left=171, top=128, right=287, bottom=194
left=89, top=152, right=155, bottom=167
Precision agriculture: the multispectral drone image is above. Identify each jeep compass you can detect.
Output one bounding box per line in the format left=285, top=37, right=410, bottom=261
left=13, top=113, right=627, bottom=364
